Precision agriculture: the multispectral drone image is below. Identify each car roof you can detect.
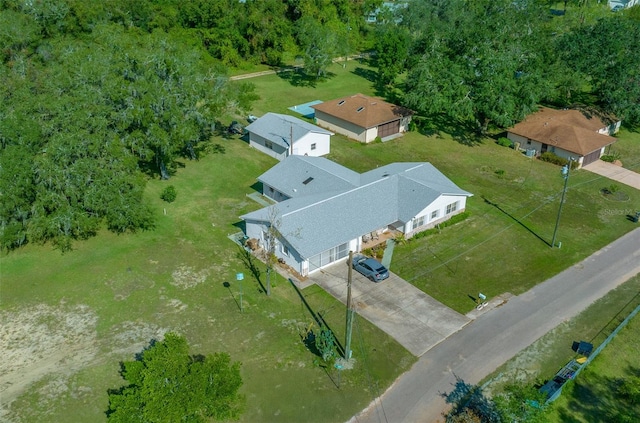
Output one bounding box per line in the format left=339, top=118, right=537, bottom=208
left=363, top=258, right=385, bottom=268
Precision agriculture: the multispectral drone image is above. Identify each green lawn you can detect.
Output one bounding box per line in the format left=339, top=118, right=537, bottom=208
left=480, top=274, right=640, bottom=421
left=324, top=130, right=640, bottom=313
left=1, top=138, right=415, bottom=423
left=2, top=59, right=640, bottom=423
left=245, top=61, right=379, bottom=118
left=546, top=296, right=640, bottom=422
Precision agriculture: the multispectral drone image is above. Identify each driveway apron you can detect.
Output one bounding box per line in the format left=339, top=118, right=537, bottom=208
left=583, top=160, right=640, bottom=190
left=309, top=262, right=470, bottom=356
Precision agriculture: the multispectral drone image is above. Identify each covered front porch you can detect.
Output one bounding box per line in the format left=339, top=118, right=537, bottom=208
left=360, top=228, right=401, bottom=250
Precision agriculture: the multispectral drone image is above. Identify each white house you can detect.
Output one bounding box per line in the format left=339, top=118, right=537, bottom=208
left=241, top=156, right=473, bottom=276
left=311, top=94, right=413, bottom=143
left=507, top=107, right=620, bottom=168
left=609, top=0, right=639, bottom=10
left=245, top=113, right=333, bottom=161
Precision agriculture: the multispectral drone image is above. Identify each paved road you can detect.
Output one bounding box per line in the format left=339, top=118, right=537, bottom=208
left=354, top=227, right=640, bottom=423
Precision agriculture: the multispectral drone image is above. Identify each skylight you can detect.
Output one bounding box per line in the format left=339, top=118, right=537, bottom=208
left=338, top=100, right=345, bottom=106
left=356, top=106, right=365, bottom=112
left=302, top=177, right=314, bottom=185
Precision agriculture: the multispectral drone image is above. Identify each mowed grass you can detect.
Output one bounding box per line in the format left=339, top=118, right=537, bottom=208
left=247, top=61, right=379, bottom=117
left=546, top=288, right=640, bottom=421
left=1, top=138, right=415, bottom=423
left=3, top=59, right=640, bottom=422
left=325, top=131, right=640, bottom=313
left=481, top=275, right=640, bottom=420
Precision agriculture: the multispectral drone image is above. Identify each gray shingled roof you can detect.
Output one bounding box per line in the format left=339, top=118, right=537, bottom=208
left=241, top=160, right=472, bottom=259
left=258, top=156, right=360, bottom=198
left=245, top=112, right=333, bottom=149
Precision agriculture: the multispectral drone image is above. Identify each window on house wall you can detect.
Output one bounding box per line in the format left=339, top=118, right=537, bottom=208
left=446, top=201, right=458, bottom=214
left=431, top=210, right=439, bottom=220
left=311, top=143, right=316, bottom=150
left=526, top=139, right=531, bottom=145
left=413, top=215, right=426, bottom=228
left=265, top=141, right=273, bottom=150
left=282, top=244, right=289, bottom=256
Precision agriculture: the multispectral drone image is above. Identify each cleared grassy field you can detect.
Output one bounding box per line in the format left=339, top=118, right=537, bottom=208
left=2, top=60, right=639, bottom=423
left=0, top=138, right=415, bottom=423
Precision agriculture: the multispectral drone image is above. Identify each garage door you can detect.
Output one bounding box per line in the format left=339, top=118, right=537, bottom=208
left=583, top=150, right=601, bottom=166
left=377, top=120, right=400, bottom=138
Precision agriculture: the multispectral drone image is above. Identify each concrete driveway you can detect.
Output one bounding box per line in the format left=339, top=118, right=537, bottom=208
left=583, top=160, right=640, bottom=190
left=309, top=261, right=470, bottom=356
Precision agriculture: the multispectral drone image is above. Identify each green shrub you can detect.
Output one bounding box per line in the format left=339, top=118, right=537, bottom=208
left=161, top=185, right=177, bottom=203
left=496, top=137, right=512, bottom=147
left=601, top=152, right=620, bottom=163
left=539, top=152, right=578, bottom=169
left=412, top=211, right=471, bottom=240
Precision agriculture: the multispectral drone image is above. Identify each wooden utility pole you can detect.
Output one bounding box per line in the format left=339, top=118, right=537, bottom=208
left=345, top=251, right=354, bottom=359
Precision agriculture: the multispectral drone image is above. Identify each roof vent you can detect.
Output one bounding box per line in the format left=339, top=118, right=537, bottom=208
left=302, top=177, right=314, bottom=185
left=356, top=106, right=365, bottom=113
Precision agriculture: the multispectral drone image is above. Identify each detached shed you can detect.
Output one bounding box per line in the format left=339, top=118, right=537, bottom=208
left=245, top=113, right=333, bottom=161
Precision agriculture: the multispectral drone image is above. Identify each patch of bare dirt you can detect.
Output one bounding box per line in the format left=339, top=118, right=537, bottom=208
left=0, top=303, right=98, bottom=415
left=0, top=302, right=170, bottom=422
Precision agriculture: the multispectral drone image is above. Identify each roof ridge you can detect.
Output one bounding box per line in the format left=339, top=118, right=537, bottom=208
left=281, top=174, right=396, bottom=218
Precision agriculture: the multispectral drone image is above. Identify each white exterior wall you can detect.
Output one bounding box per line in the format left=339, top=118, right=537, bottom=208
left=507, top=133, right=538, bottom=152
left=291, top=132, right=330, bottom=157
left=405, top=195, right=468, bottom=237
left=507, top=132, right=597, bottom=168
left=598, top=121, right=621, bottom=136
left=249, top=133, right=288, bottom=161
left=243, top=220, right=356, bottom=277
left=314, top=110, right=367, bottom=142
left=400, top=116, right=412, bottom=132
left=364, top=127, right=378, bottom=143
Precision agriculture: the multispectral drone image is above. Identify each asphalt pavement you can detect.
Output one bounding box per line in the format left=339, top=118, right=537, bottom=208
left=353, top=227, right=640, bottom=423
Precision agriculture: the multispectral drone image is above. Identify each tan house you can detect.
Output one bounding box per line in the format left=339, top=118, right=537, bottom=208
left=507, top=107, right=620, bottom=168
left=311, top=94, right=412, bottom=143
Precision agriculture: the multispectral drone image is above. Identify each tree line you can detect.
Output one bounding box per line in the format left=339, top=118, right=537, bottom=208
left=0, top=0, right=377, bottom=251
left=377, top=0, right=640, bottom=135
left=2, top=0, right=639, bottom=251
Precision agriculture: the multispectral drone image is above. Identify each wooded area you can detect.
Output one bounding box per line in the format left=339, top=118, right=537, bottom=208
left=1, top=0, right=639, bottom=251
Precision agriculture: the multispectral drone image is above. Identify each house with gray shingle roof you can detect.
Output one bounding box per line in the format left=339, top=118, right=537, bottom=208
left=241, top=156, right=472, bottom=276
left=245, top=112, right=333, bottom=161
